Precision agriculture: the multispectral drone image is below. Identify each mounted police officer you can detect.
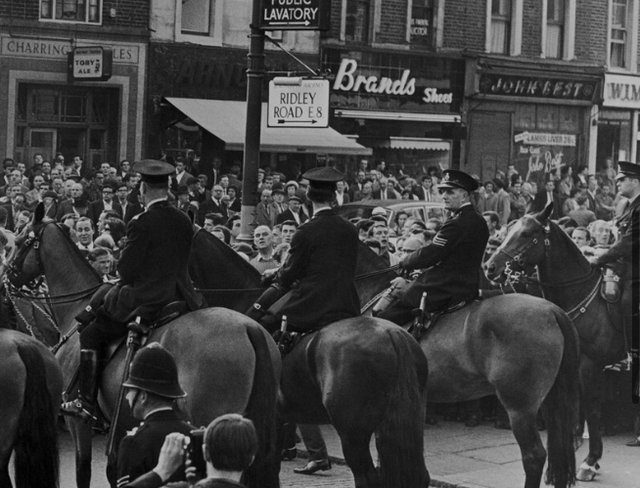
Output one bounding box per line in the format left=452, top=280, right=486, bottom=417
left=115, top=342, right=193, bottom=488
left=62, top=159, right=202, bottom=419
left=588, top=161, right=640, bottom=409
left=378, top=169, right=489, bottom=326
left=247, top=167, right=360, bottom=334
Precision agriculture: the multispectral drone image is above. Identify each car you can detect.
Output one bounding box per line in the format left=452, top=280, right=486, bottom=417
left=336, top=199, right=446, bottom=231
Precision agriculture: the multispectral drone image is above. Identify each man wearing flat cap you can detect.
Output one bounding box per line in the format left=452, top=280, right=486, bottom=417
left=248, top=166, right=360, bottom=334
left=589, top=161, right=640, bottom=417
left=378, top=169, right=489, bottom=326
left=62, top=159, right=202, bottom=420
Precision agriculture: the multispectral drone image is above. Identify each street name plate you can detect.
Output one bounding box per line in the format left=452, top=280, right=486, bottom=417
left=268, top=79, right=329, bottom=128
left=259, top=0, right=329, bottom=30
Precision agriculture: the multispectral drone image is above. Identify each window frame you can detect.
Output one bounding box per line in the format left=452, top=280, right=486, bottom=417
left=341, top=0, right=374, bottom=44
left=39, top=0, right=102, bottom=25
left=485, top=0, right=522, bottom=56
left=607, top=0, right=639, bottom=71
left=176, top=0, right=224, bottom=46
left=541, top=0, right=575, bottom=60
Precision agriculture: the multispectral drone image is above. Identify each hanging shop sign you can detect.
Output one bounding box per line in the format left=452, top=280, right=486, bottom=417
left=68, top=46, right=113, bottom=81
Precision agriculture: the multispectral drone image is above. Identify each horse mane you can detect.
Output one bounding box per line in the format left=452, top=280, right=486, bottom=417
left=43, top=222, right=102, bottom=282
left=546, top=218, right=590, bottom=267
left=189, top=229, right=262, bottom=289
left=356, top=240, right=392, bottom=276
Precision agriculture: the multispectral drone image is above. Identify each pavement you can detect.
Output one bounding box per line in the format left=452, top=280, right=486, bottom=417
left=300, top=421, right=639, bottom=488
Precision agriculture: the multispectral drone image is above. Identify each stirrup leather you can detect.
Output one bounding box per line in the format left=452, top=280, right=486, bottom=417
left=60, top=398, right=98, bottom=422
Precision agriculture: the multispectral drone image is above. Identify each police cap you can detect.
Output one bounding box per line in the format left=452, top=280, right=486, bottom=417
left=123, top=342, right=186, bottom=398
left=437, top=169, right=479, bottom=193
left=616, top=161, right=640, bottom=181
left=133, top=159, right=175, bottom=185
left=302, top=167, right=344, bottom=200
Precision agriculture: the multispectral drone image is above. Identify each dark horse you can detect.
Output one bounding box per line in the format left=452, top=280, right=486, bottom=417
left=190, top=230, right=580, bottom=488
left=0, top=328, right=63, bottom=488
left=189, top=229, right=398, bottom=312
left=485, top=204, right=626, bottom=482
left=5, top=214, right=281, bottom=488
left=190, top=230, right=430, bottom=488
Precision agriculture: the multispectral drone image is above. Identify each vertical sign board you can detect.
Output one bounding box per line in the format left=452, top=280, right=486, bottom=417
left=268, top=79, right=329, bottom=128
left=259, top=0, right=329, bottom=30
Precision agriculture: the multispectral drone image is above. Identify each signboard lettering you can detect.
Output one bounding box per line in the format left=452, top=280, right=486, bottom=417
left=260, top=0, right=328, bottom=30
left=513, top=132, right=577, bottom=187
left=68, top=47, right=112, bottom=81
left=1, top=37, right=139, bottom=64
left=479, top=73, right=597, bottom=101
left=268, top=79, right=329, bottom=127
left=603, top=73, right=640, bottom=109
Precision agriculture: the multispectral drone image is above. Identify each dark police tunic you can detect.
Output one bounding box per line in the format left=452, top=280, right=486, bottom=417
left=399, top=203, right=489, bottom=312
left=116, top=409, right=193, bottom=488
left=594, top=194, right=640, bottom=273
left=274, top=207, right=360, bottom=332
left=103, top=200, right=201, bottom=322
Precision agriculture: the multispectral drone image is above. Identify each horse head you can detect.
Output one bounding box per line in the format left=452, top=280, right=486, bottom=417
left=7, top=204, right=48, bottom=288
left=484, top=204, right=553, bottom=284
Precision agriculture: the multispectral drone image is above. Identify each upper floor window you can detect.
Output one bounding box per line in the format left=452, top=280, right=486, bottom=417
left=181, top=0, right=212, bottom=35
left=40, top=0, right=101, bottom=24
left=490, top=0, right=511, bottom=54
left=610, top=0, right=630, bottom=68
left=345, top=0, right=371, bottom=43
left=410, top=0, right=435, bottom=48
left=546, top=0, right=565, bottom=58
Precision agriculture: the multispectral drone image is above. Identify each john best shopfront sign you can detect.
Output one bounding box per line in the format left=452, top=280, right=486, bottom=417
left=479, top=73, right=598, bottom=101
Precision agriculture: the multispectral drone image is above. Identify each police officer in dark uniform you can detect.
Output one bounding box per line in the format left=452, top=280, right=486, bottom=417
left=248, top=166, right=360, bottom=333
left=588, top=161, right=640, bottom=417
left=378, top=169, right=489, bottom=326
left=115, top=342, right=193, bottom=488
left=62, top=159, right=202, bottom=419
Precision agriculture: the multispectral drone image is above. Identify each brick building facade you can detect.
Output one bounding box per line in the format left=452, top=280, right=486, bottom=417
left=0, top=0, right=149, bottom=166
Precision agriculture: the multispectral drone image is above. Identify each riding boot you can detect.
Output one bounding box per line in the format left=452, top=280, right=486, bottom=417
left=61, top=349, right=100, bottom=421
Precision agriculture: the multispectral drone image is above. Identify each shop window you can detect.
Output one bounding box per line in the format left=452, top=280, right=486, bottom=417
left=181, top=0, right=212, bottom=35
left=610, top=0, right=630, bottom=68
left=537, top=106, right=559, bottom=131
left=40, top=0, right=101, bottom=24
left=558, top=107, right=579, bottom=132
left=546, top=0, right=565, bottom=58
left=61, top=95, right=87, bottom=123
left=32, top=89, right=59, bottom=122
left=345, top=0, right=371, bottom=43
left=490, top=0, right=511, bottom=54
left=515, top=105, right=536, bottom=130
left=410, top=0, right=435, bottom=48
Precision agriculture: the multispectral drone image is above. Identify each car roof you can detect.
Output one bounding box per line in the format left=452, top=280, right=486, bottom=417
left=340, top=199, right=445, bottom=210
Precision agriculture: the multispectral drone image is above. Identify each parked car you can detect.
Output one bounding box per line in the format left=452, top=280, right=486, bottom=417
left=336, top=199, right=446, bottom=233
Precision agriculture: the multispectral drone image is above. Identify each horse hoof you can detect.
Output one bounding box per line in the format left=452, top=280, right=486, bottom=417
left=576, top=462, right=600, bottom=481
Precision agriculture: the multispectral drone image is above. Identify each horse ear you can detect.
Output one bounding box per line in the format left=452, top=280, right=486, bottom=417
left=536, top=203, right=554, bottom=222
left=33, top=202, right=45, bottom=225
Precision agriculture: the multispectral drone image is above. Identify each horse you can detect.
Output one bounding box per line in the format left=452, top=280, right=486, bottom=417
left=189, top=229, right=580, bottom=488
left=0, top=328, right=63, bottom=488
left=189, top=231, right=430, bottom=488
left=190, top=228, right=398, bottom=312
left=485, top=204, right=626, bottom=481
left=5, top=213, right=281, bottom=488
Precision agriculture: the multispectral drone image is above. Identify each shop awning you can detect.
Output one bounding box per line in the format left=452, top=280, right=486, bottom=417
left=364, top=137, right=451, bottom=151
left=165, top=98, right=372, bottom=155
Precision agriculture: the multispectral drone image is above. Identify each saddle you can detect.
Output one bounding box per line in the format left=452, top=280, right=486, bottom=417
left=407, top=300, right=469, bottom=341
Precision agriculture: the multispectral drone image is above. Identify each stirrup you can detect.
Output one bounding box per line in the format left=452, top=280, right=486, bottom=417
left=60, top=399, right=98, bottom=422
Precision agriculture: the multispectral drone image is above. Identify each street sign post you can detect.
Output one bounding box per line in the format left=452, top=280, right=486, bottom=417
left=259, top=0, right=329, bottom=30
left=268, top=78, right=329, bottom=128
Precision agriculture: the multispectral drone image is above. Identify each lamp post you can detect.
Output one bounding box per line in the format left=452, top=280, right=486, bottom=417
left=238, top=0, right=265, bottom=243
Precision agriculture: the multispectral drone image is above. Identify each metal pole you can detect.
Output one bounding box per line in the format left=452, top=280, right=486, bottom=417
left=238, top=0, right=265, bottom=243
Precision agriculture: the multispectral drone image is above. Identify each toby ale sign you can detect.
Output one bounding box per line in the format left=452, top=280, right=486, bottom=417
left=68, top=46, right=112, bottom=81
left=259, top=0, right=329, bottom=30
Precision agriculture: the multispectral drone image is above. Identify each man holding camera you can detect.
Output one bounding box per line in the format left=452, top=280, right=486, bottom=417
left=114, top=343, right=193, bottom=488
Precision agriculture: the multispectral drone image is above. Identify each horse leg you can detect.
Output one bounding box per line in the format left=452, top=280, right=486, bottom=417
left=506, top=408, right=546, bottom=488
left=339, top=432, right=380, bottom=488
left=577, top=359, right=603, bottom=481
left=0, top=448, right=13, bottom=488
left=68, top=418, right=93, bottom=488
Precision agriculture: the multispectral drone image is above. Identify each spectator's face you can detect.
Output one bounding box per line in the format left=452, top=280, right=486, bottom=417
left=512, top=183, right=522, bottom=194
left=571, top=230, right=589, bottom=248
left=281, top=224, right=296, bottom=243
left=362, top=182, right=372, bottom=195
left=33, top=175, right=44, bottom=188
left=602, top=185, right=610, bottom=195
left=16, top=213, right=29, bottom=228
left=176, top=161, right=185, bottom=173
left=289, top=200, right=300, bottom=212
left=254, top=227, right=272, bottom=250
left=17, top=163, right=26, bottom=174
left=34, top=154, right=44, bottom=165
left=102, top=187, right=113, bottom=202
left=336, top=181, right=345, bottom=192
left=203, top=219, right=216, bottom=233
left=358, top=228, right=368, bottom=241
left=588, top=176, right=598, bottom=191
left=263, top=177, right=273, bottom=189
left=108, top=168, right=117, bottom=178
left=592, top=225, right=611, bottom=246
left=91, top=255, right=112, bottom=276
left=485, top=183, right=494, bottom=193
left=211, top=229, right=225, bottom=242
left=357, top=171, right=365, bottom=182
left=545, top=181, right=555, bottom=192
left=422, top=178, right=432, bottom=189
left=212, top=186, right=224, bottom=199
left=13, top=194, right=25, bottom=207
left=198, top=175, right=207, bottom=187
left=287, top=185, right=297, bottom=196
left=371, top=225, right=389, bottom=247
left=396, top=213, right=407, bottom=229
left=484, top=242, right=499, bottom=260
left=10, top=170, right=21, bottom=184
left=100, top=163, right=111, bottom=174
left=484, top=215, right=497, bottom=230
left=231, top=219, right=242, bottom=237
left=228, top=188, right=236, bottom=199
left=76, top=222, right=94, bottom=245
left=117, top=186, right=128, bottom=200
left=425, top=221, right=439, bottom=232
left=220, top=176, right=229, bottom=188
left=121, top=161, right=131, bottom=172
left=3, top=164, right=14, bottom=176
left=260, top=191, right=272, bottom=203
left=71, top=184, right=83, bottom=198
left=42, top=162, right=51, bottom=173
left=52, top=179, right=64, bottom=193
left=273, top=192, right=284, bottom=203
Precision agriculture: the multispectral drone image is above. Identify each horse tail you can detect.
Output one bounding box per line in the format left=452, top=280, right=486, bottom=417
left=243, top=322, right=279, bottom=488
left=375, top=328, right=430, bottom=488
left=14, top=342, right=59, bottom=488
left=544, top=307, right=580, bottom=488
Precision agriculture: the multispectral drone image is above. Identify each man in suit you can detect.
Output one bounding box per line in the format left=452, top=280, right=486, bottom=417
left=373, top=177, right=397, bottom=200
left=378, top=169, right=489, bottom=326
left=253, top=189, right=276, bottom=228
left=170, top=157, right=193, bottom=192
left=249, top=167, right=360, bottom=334
left=89, top=181, right=123, bottom=225
left=276, top=195, right=307, bottom=226
left=413, top=175, right=435, bottom=201
left=531, top=177, right=563, bottom=218
left=333, top=180, right=350, bottom=207
left=61, top=160, right=202, bottom=421
left=198, top=184, right=228, bottom=225
left=589, top=161, right=640, bottom=416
